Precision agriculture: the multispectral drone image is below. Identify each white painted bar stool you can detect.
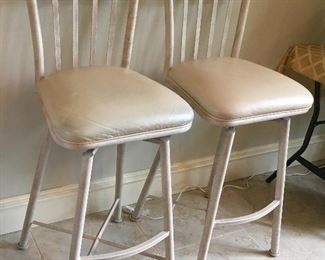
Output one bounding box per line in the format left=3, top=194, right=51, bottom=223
left=130, top=0, right=314, bottom=259
left=17, top=0, right=193, bottom=259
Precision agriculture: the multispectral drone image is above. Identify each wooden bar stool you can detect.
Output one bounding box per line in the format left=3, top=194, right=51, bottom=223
left=130, top=0, right=314, bottom=259
left=17, top=0, right=193, bottom=259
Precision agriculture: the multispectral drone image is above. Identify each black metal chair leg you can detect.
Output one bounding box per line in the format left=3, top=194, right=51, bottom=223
left=266, top=81, right=321, bottom=183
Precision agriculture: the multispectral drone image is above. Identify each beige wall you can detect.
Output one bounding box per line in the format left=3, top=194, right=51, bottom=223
left=239, top=0, right=325, bottom=148
left=0, top=0, right=324, bottom=199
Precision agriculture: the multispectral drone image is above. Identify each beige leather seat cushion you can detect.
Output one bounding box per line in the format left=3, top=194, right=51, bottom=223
left=38, top=67, right=193, bottom=149
left=167, top=57, right=313, bottom=126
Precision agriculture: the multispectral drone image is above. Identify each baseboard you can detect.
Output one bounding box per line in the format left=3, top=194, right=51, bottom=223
left=1, top=133, right=325, bottom=235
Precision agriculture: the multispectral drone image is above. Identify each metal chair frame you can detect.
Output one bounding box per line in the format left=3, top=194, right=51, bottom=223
left=17, top=0, right=180, bottom=259
left=130, top=0, right=292, bottom=259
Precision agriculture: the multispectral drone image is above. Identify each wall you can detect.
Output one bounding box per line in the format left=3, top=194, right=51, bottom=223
left=0, top=0, right=325, bottom=203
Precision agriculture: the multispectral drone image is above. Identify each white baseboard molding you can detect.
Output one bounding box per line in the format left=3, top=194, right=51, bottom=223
left=1, top=133, right=325, bottom=235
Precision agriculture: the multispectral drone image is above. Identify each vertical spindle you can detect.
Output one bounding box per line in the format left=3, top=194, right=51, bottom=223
left=106, top=0, right=118, bottom=65
left=206, top=0, right=218, bottom=58
left=90, top=0, right=98, bottom=65
left=193, top=0, right=203, bottom=60
left=121, top=0, right=139, bottom=69
left=220, top=0, right=234, bottom=57
left=231, top=0, right=251, bottom=58
left=180, top=0, right=188, bottom=62
left=73, top=0, right=79, bottom=67
left=52, top=0, right=61, bottom=70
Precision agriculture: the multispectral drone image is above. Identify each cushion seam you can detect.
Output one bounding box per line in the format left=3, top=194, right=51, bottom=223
left=37, top=80, right=193, bottom=148
left=166, top=76, right=312, bottom=123
left=48, top=122, right=192, bottom=147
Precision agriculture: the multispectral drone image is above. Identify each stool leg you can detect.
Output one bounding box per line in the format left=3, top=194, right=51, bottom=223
left=204, top=157, right=218, bottom=198
left=130, top=149, right=160, bottom=221
left=270, top=118, right=290, bottom=257
left=113, top=144, right=125, bottom=223
left=69, top=149, right=97, bottom=260
left=18, top=133, right=51, bottom=250
left=266, top=81, right=320, bottom=183
left=160, top=137, right=175, bottom=260
left=198, top=127, right=235, bottom=260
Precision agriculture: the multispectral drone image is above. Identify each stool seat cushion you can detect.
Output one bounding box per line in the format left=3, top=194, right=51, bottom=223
left=37, top=66, right=193, bottom=149
left=167, top=57, right=313, bottom=126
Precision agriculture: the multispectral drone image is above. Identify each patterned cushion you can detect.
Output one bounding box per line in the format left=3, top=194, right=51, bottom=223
left=278, top=45, right=325, bottom=84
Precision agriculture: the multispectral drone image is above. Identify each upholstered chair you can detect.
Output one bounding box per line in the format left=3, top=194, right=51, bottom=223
left=129, top=1, right=314, bottom=259
left=18, top=0, right=193, bottom=259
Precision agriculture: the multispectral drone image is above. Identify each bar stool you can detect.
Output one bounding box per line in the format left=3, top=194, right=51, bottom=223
left=267, top=45, right=325, bottom=182
left=129, top=1, right=314, bottom=259
left=18, top=0, right=193, bottom=259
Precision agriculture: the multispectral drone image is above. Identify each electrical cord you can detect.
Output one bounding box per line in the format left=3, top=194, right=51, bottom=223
left=123, top=186, right=207, bottom=220
left=123, top=165, right=323, bottom=220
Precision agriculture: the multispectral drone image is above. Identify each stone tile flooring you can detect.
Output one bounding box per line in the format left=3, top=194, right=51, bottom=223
left=1, top=164, right=324, bottom=259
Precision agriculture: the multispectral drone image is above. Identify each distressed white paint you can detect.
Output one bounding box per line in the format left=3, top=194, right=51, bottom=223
left=90, top=0, right=98, bottom=65
left=2, top=132, right=325, bottom=236
left=0, top=0, right=324, bottom=202
left=52, top=0, right=61, bottom=70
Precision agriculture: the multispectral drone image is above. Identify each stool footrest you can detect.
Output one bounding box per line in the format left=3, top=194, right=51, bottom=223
left=32, top=220, right=165, bottom=260
left=81, top=231, right=169, bottom=260
left=214, top=200, right=280, bottom=226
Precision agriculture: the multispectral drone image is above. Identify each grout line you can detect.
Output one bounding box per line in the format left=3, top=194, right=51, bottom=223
left=238, top=223, right=271, bottom=251
left=30, top=230, right=45, bottom=260
left=135, top=221, right=163, bottom=257
left=135, top=221, right=149, bottom=238
left=174, top=240, right=200, bottom=253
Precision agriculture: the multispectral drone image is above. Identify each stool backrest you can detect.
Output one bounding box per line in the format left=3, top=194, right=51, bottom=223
left=26, top=0, right=139, bottom=81
left=164, top=0, right=250, bottom=70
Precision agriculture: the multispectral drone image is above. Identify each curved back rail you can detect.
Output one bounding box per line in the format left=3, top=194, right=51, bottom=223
left=26, top=0, right=139, bottom=82
left=164, top=0, right=250, bottom=71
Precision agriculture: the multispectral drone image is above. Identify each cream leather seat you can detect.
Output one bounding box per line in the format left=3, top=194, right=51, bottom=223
left=38, top=66, right=193, bottom=149
left=167, top=57, right=313, bottom=126
left=20, top=1, right=193, bottom=259
left=129, top=1, right=314, bottom=260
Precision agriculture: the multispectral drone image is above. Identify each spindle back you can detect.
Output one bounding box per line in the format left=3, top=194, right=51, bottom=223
left=26, top=0, right=139, bottom=81
left=164, top=0, right=250, bottom=70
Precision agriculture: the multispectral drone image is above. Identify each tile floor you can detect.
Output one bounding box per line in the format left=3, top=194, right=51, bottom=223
left=1, top=164, right=324, bottom=259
